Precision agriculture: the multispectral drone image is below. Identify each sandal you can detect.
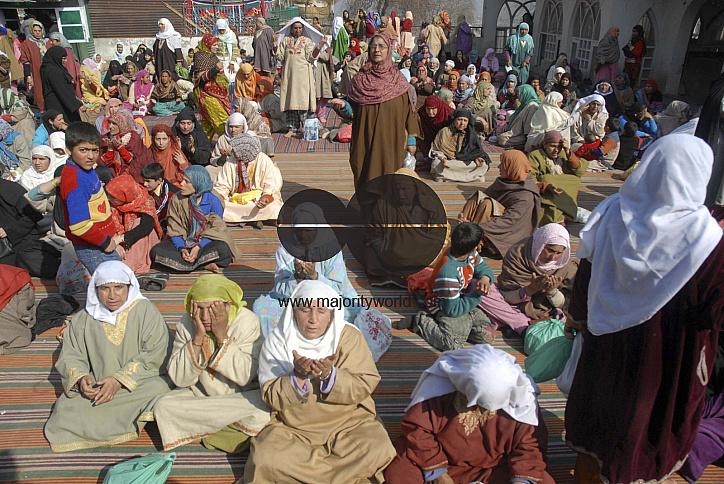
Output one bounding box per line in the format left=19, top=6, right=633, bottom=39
left=137, top=273, right=169, bottom=291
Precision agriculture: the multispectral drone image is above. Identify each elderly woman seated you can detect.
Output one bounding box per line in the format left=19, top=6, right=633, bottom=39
left=19, top=144, right=66, bottom=231
left=361, top=168, right=449, bottom=288
left=210, top=113, right=256, bottom=166
left=430, top=109, right=491, bottom=184
left=0, top=265, right=35, bottom=355
left=458, top=150, right=541, bottom=257
left=479, top=223, right=578, bottom=335
left=384, top=344, right=554, bottom=484
left=528, top=130, right=588, bottom=225
left=213, top=133, right=283, bottom=229
left=233, top=97, right=276, bottom=156
left=0, top=119, right=31, bottom=177
left=244, top=280, right=396, bottom=483
left=150, top=166, right=240, bottom=273
left=253, top=202, right=361, bottom=337
left=44, top=261, right=173, bottom=452
left=154, top=274, right=270, bottom=452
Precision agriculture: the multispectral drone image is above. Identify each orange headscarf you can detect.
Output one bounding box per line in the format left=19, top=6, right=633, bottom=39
left=445, top=71, right=459, bottom=91
left=150, top=124, right=187, bottom=187
left=256, top=76, right=274, bottom=100
left=234, top=63, right=260, bottom=101
left=499, top=149, right=532, bottom=182
left=106, top=175, right=163, bottom=238
left=479, top=70, right=492, bottom=83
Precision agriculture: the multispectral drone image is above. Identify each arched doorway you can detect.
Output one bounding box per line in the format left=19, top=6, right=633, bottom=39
left=495, top=0, right=536, bottom=53
left=569, top=0, right=601, bottom=75
left=537, top=0, right=563, bottom=65
left=679, top=1, right=724, bottom=99
left=635, top=9, right=657, bottom=84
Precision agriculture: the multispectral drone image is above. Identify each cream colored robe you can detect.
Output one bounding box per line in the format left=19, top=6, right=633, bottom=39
left=242, top=326, right=396, bottom=484
left=275, top=36, right=317, bottom=112
left=154, top=307, right=271, bottom=450
left=213, top=152, right=283, bottom=223
left=570, top=111, right=608, bottom=148
left=44, top=299, right=174, bottom=452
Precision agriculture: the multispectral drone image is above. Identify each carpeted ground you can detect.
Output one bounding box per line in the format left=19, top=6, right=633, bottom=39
left=1, top=148, right=723, bottom=484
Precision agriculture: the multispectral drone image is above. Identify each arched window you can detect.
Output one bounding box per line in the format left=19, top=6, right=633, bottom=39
left=495, top=0, right=536, bottom=53
left=538, top=0, right=563, bottom=64
left=635, top=9, right=657, bottom=83
left=570, top=0, right=601, bottom=73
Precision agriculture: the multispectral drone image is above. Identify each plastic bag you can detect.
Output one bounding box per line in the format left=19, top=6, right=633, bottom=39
left=56, top=243, right=91, bottom=296
left=403, top=152, right=416, bottom=170
left=303, top=118, right=319, bottom=142
left=407, top=267, right=433, bottom=294
left=231, top=189, right=263, bottom=205
left=353, top=307, right=392, bottom=362
left=524, top=336, right=574, bottom=383
left=103, top=452, right=176, bottom=484
left=557, top=331, right=584, bottom=397
left=523, top=318, right=566, bottom=356
left=335, top=124, right=352, bottom=142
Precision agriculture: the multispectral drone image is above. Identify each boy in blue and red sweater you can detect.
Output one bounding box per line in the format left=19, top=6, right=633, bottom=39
left=60, top=122, right=121, bottom=274
left=401, top=222, right=496, bottom=351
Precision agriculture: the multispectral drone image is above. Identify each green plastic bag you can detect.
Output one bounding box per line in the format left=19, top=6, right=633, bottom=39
left=523, top=318, right=566, bottom=356
left=103, top=452, right=176, bottom=484
left=525, top=336, right=574, bottom=383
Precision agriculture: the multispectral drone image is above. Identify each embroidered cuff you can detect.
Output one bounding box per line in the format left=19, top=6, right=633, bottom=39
left=113, top=371, right=138, bottom=392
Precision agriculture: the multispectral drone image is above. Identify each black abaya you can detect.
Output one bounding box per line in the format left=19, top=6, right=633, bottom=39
left=40, top=46, right=82, bottom=123
left=695, top=73, right=724, bottom=208
left=0, top=179, right=60, bottom=279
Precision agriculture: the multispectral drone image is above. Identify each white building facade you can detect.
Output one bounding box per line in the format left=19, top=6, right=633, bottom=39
left=480, top=0, right=724, bottom=101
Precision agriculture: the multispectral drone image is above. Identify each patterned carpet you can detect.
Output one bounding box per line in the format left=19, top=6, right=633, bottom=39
left=1, top=148, right=723, bottom=484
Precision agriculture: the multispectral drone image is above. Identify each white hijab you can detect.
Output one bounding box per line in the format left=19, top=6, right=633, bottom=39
left=85, top=261, right=146, bottom=326
left=332, top=17, right=345, bottom=41
left=49, top=131, right=68, bottom=164
left=224, top=112, right=253, bottom=141
left=157, top=18, right=183, bottom=51
left=114, top=42, right=128, bottom=63
left=19, top=145, right=65, bottom=191
left=528, top=91, right=576, bottom=144
left=276, top=16, right=326, bottom=49
left=258, top=280, right=357, bottom=387
left=577, top=134, right=723, bottom=336
left=572, top=93, right=608, bottom=115
left=407, top=344, right=540, bottom=426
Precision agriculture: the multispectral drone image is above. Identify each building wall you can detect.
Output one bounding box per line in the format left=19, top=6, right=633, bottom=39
left=93, top=36, right=255, bottom=61
left=482, top=0, right=711, bottom=96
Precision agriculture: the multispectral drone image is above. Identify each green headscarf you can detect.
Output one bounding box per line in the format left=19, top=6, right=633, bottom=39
left=469, top=80, right=495, bottom=112
left=333, top=20, right=350, bottom=62
left=184, top=274, right=246, bottom=342
left=507, top=84, right=541, bottom=125
left=505, top=22, right=534, bottom=61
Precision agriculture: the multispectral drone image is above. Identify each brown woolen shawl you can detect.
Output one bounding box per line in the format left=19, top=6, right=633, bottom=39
left=497, top=236, right=578, bottom=319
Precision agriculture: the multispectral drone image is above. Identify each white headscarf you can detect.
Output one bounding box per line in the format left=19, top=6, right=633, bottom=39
left=214, top=18, right=239, bottom=45
left=407, top=345, right=540, bottom=426
left=577, top=134, right=723, bottom=336
left=224, top=113, right=252, bottom=141
left=527, top=91, right=576, bottom=146
left=332, top=17, right=344, bottom=40
left=572, top=93, right=608, bottom=115
left=114, top=42, right=128, bottom=63
left=85, top=261, right=146, bottom=326
left=49, top=131, right=68, bottom=164
left=19, top=145, right=65, bottom=191
left=157, top=18, right=183, bottom=51
left=258, top=280, right=357, bottom=387
left=276, top=16, right=326, bottom=50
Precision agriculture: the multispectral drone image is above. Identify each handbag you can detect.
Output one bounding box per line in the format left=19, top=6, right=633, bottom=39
left=0, top=237, right=13, bottom=259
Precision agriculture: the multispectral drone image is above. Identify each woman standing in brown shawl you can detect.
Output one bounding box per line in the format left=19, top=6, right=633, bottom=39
left=458, top=150, right=541, bottom=257
left=332, top=33, right=421, bottom=189
left=19, top=21, right=51, bottom=110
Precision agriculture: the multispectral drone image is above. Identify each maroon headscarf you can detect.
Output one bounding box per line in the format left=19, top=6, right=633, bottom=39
left=347, top=34, right=411, bottom=106
left=544, top=130, right=563, bottom=144
left=418, top=95, right=454, bottom=141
